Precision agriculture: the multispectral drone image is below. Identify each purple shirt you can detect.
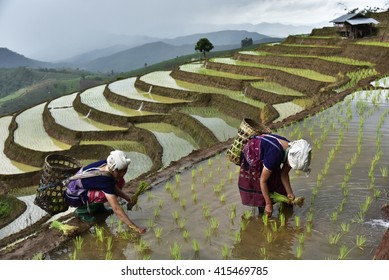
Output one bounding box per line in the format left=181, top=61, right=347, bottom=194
left=259, top=134, right=289, bottom=171
left=80, top=160, right=116, bottom=195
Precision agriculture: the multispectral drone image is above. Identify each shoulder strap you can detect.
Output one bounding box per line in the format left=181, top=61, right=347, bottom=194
left=255, top=135, right=282, bottom=152
left=67, top=169, right=112, bottom=181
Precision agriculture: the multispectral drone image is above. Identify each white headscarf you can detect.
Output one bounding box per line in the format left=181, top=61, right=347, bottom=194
left=107, top=150, right=131, bottom=171
left=287, top=139, right=312, bottom=174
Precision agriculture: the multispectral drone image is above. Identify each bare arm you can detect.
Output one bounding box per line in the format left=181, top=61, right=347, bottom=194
left=105, top=193, right=146, bottom=234
left=280, top=164, right=295, bottom=200
left=260, top=166, right=273, bottom=216
left=114, top=185, right=132, bottom=202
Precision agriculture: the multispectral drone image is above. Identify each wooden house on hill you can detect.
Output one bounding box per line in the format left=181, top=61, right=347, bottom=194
left=330, top=13, right=379, bottom=38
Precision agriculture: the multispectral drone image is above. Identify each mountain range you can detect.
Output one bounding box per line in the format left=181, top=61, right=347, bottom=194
left=0, top=25, right=314, bottom=73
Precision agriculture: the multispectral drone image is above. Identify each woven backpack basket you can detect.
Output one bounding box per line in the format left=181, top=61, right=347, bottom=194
left=34, top=154, right=81, bottom=215
left=226, top=118, right=271, bottom=165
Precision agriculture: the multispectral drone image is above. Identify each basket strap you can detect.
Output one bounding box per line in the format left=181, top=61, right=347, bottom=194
left=67, top=169, right=112, bottom=181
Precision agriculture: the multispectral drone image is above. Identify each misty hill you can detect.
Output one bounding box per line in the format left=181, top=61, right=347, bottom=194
left=0, top=48, right=50, bottom=68
left=162, top=30, right=271, bottom=46
left=1, top=30, right=281, bottom=73
left=74, top=30, right=281, bottom=72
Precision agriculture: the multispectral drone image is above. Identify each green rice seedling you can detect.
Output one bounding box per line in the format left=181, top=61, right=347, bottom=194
left=240, top=220, right=248, bottom=231
left=374, top=189, right=381, bottom=199
left=158, top=199, right=164, bottom=208
left=356, top=234, right=367, bottom=250
left=234, top=231, right=241, bottom=244
left=298, top=233, right=305, bottom=245
left=193, top=193, right=197, bottom=203
left=203, top=204, right=210, bottom=219
left=213, top=184, right=222, bottom=193
left=271, top=220, right=278, bottom=232
left=147, top=218, right=155, bottom=228
left=135, top=239, right=150, bottom=254
left=221, top=244, right=230, bottom=259
left=210, top=217, right=220, bottom=230
left=165, top=182, right=172, bottom=192
left=244, top=210, right=252, bottom=221
left=262, top=213, right=269, bottom=226
left=204, top=228, right=212, bottom=239
left=146, top=191, right=153, bottom=201
left=228, top=171, right=234, bottom=182
left=50, top=220, right=78, bottom=237
left=352, top=210, right=365, bottom=223
left=380, top=166, right=388, bottom=177
left=208, top=171, right=213, bottom=178
left=172, top=190, right=180, bottom=201
left=154, top=227, right=163, bottom=239
left=340, top=222, right=350, bottom=233
left=105, top=251, right=113, bottom=261
left=182, top=230, right=190, bottom=240
left=74, top=235, right=84, bottom=251
left=191, top=183, right=195, bottom=192
left=142, top=255, right=151, bottom=260
left=338, top=245, right=352, bottom=260
left=71, top=249, right=77, bottom=260
left=343, top=187, right=349, bottom=197
left=179, top=219, right=187, bottom=229
left=259, top=247, right=267, bottom=259
left=172, top=210, right=180, bottom=222
left=32, top=252, right=44, bottom=260
left=296, top=244, right=303, bottom=259
left=191, top=169, right=196, bottom=179
left=94, top=225, right=104, bottom=242
left=154, top=208, right=160, bottom=218
left=175, top=174, right=181, bottom=184
left=230, top=203, right=236, bottom=216
left=180, top=199, right=187, bottom=209
left=192, top=239, right=199, bottom=252
left=331, top=211, right=338, bottom=222
left=306, top=223, right=312, bottom=234
left=106, top=236, right=113, bottom=252
left=208, top=158, right=213, bottom=167
left=361, top=196, right=373, bottom=214
left=294, top=215, right=300, bottom=228
left=202, top=177, right=207, bottom=185
left=220, top=194, right=226, bottom=203
left=198, top=164, right=203, bottom=174
left=328, top=232, right=342, bottom=245
left=266, top=231, right=273, bottom=243
left=279, top=213, right=286, bottom=227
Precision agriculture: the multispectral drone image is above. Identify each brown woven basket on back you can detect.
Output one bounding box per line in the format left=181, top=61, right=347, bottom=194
left=226, top=118, right=271, bottom=165
left=35, top=154, right=82, bottom=215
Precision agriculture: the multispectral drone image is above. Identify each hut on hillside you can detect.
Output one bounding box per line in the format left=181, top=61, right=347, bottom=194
left=330, top=13, right=379, bottom=38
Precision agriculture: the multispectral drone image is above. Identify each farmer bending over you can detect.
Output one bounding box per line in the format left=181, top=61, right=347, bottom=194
left=238, top=134, right=311, bottom=217
left=64, top=150, right=146, bottom=234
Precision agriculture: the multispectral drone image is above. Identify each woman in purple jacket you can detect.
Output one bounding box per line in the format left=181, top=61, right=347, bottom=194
left=238, top=134, right=311, bottom=217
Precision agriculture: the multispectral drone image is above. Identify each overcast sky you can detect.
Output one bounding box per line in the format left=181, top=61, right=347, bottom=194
left=0, top=0, right=388, bottom=61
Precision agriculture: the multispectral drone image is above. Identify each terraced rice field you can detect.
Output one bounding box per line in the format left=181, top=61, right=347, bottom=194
left=2, top=26, right=389, bottom=260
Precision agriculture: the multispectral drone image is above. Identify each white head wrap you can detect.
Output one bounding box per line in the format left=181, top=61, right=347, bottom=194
left=287, top=139, right=312, bottom=173
left=107, top=150, right=131, bottom=171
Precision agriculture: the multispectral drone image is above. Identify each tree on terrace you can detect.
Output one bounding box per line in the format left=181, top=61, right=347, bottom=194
left=195, top=38, right=214, bottom=61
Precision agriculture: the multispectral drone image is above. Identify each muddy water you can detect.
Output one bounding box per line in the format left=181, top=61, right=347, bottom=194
left=47, top=89, right=389, bottom=260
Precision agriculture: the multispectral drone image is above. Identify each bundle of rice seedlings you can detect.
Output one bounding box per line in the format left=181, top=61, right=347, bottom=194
left=50, top=220, right=78, bottom=236
left=128, top=181, right=151, bottom=210
left=270, top=192, right=304, bottom=207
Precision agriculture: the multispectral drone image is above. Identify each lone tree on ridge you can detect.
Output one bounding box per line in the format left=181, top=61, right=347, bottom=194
left=195, top=38, right=214, bottom=61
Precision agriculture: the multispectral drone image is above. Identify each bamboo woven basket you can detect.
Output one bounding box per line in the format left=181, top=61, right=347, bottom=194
left=226, top=118, right=271, bottom=165
left=39, top=154, right=81, bottom=185
left=35, top=154, right=81, bottom=215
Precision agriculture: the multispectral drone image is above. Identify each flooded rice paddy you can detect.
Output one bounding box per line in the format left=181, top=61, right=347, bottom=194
left=44, top=88, right=389, bottom=260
